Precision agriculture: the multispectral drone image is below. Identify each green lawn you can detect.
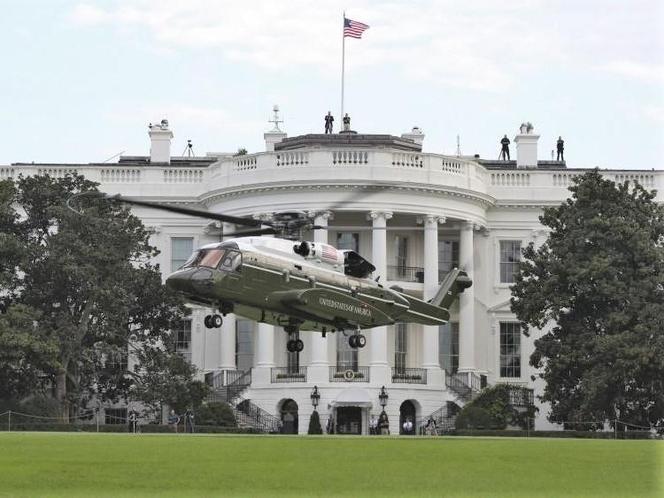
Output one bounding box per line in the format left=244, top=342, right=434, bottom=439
left=0, top=433, right=661, bottom=498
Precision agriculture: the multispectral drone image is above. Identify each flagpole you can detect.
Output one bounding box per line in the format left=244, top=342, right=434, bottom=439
left=341, top=11, right=345, bottom=121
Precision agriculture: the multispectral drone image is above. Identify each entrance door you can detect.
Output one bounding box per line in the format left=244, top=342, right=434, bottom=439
left=399, top=400, right=416, bottom=435
left=281, top=399, right=298, bottom=434
left=336, top=407, right=362, bottom=434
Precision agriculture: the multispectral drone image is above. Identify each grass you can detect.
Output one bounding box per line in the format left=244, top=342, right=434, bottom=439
left=0, top=433, right=661, bottom=498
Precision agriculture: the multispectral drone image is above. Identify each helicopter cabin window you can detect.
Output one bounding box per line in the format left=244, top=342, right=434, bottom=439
left=336, top=232, right=359, bottom=253
left=171, top=237, right=194, bottom=272
left=219, top=250, right=242, bottom=272
left=199, top=249, right=225, bottom=269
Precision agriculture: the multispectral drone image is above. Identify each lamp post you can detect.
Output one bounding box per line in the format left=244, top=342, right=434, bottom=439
left=310, top=385, right=320, bottom=410
left=379, top=386, right=388, bottom=409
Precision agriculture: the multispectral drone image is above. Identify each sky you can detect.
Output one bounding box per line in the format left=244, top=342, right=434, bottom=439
left=1, top=0, right=663, bottom=170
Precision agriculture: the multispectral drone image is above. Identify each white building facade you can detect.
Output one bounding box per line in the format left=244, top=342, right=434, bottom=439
left=3, top=117, right=660, bottom=434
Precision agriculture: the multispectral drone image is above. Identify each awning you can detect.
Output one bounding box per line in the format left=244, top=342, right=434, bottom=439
left=329, top=388, right=373, bottom=408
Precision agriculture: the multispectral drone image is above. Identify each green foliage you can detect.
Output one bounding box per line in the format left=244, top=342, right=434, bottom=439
left=0, top=305, right=57, bottom=399
left=455, top=384, right=536, bottom=430
left=511, top=170, right=664, bottom=428
left=131, top=348, right=209, bottom=414
left=307, top=410, right=323, bottom=434
left=195, top=402, right=237, bottom=427
left=0, top=174, right=191, bottom=420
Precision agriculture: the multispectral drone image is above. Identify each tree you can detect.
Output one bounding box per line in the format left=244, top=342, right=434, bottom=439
left=131, top=347, right=209, bottom=417
left=454, top=384, right=536, bottom=430
left=196, top=402, right=237, bottom=427
left=511, top=170, right=664, bottom=429
left=0, top=174, right=193, bottom=421
left=307, top=410, right=323, bottom=434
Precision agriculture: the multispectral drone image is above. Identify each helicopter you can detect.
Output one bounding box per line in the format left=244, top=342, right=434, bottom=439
left=68, top=193, right=472, bottom=353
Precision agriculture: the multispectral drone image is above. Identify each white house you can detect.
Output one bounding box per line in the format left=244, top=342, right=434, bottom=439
left=3, top=113, right=659, bottom=433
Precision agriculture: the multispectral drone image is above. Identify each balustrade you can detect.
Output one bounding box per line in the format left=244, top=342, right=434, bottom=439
left=163, top=169, right=204, bottom=183
left=270, top=367, right=307, bottom=383
left=392, top=152, right=422, bottom=168
left=329, top=366, right=370, bottom=382
left=391, top=367, right=427, bottom=384
left=101, top=169, right=141, bottom=183
left=276, top=151, right=309, bottom=166
left=332, top=150, right=368, bottom=165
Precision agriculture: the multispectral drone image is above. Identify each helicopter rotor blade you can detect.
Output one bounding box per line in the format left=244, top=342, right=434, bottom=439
left=313, top=225, right=426, bottom=231
left=222, top=227, right=279, bottom=238
left=95, top=194, right=267, bottom=228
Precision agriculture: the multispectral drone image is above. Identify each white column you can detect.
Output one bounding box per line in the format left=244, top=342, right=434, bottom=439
left=219, top=314, right=236, bottom=370
left=421, top=215, right=444, bottom=374
left=255, top=322, right=275, bottom=366
left=458, top=221, right=476, bottom=372
left=368, top=211, right=392, bottom=384
left=309, top=211, right=332, bottom=383
left=219, top=221, right=237, bottom=370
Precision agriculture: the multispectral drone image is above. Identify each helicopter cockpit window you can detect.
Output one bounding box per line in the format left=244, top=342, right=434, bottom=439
left=198, top=249, right=225, bottom=269
left=181, top=251, right=200, bottom=269
left=219, top=250, right=242, bottom=272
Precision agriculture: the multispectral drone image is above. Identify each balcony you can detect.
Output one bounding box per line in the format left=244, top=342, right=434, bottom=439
left=387, top=265, right=424, bottom=283
left=391, top=368, right=427, bottom=384
left=329, top=366, right=370, bottom=383
left=271, top=367, right=307, bottom=383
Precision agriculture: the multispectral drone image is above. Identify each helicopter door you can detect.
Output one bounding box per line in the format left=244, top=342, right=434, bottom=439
left=219, top=250, right=242, bottom=292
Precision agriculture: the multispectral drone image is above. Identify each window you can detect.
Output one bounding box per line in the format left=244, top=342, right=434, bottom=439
left=500, top=240, right=521, bottom=283
left=439, top=240, right=459, bottom=274
left=105, top=349, right=128, bottom=372
left=171, top=237, right=194, bottom=272
left=394, top=323, right=407, bottom=373
left=439, top=322, right=459, bottom=374
left=219, top=250, right=242, bottom=272
left=235, top=320, right=254, bottom=371
left=105, top=407, right=127, bottom=425
left=174, top=320, right=191, bottom=351
left=393, top=236, right=408, bottom=279
left=336, top=332, right=358, bottom=370
left=336, top=232, right=359, bottom=252
left=287, top=345, right=299, bottom=373
left=500, top=322, right=521, bottom=378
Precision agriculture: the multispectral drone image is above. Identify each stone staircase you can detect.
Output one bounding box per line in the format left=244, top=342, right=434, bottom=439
left=206, top=369, right=280, bottom=433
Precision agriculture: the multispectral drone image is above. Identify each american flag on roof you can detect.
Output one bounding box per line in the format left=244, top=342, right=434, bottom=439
left=344, top=17, right=369, bottom=39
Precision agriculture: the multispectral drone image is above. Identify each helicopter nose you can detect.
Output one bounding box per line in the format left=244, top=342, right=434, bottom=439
left=165, top=269, right=195, bottom=294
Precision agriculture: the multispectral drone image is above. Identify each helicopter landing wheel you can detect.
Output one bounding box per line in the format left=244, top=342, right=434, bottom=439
left=204, top=315, right=213, bottom=329
left=211, top=314, right=223, bottom=328
left=348, top=334, right=366, bottom=349
left=287, top=339, right=304, bottom=353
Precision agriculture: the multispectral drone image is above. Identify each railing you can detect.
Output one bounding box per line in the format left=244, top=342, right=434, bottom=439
left=387, top=265, right=424, bottom=283
left=332, top=150, right=368, bottom=165
left=490, top=172, right=530, bottom=186
left=425, top=402, right=461, bottom=434
left=391, top=368, right=427, bottom=384
left=445, top=372, right=484, bottom=402
left=233, top=155, right=258, bottom=171
left=0, top=167, right=16, bottom=179
left=508, top=386, right=535, bottom=406
left=392, top=152, right=423, bottom=168
left=163, top=168, right=204, bottom=183
left=276, top=151, right=309, bottom=166
left=271, top=367, right=307, bottom=383
left=329, top=366, right=370, bottom=383
left=101, top=169, right=141, bottom=183
left=235, top=397, right=281, bottom=433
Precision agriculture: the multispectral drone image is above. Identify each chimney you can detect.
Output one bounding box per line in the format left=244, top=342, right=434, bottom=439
left=264, top=105, right=287, bottom=152
left=401, top=126, right=425, bottom=146
left=515, top=122, right=539, bottom=169
left=149, top=119, right=173, bottom=163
